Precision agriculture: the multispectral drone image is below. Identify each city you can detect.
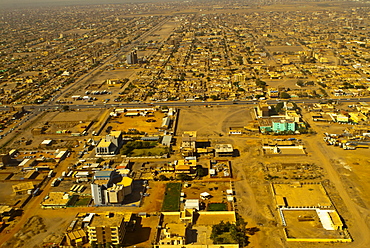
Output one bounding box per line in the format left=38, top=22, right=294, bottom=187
left=0, top=0, right=370, bottom=247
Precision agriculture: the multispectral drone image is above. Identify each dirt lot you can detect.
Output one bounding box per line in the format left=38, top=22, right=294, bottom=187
left=8, top=109, right=105, bottom=149
left=108, top=110, right=165, bottom=134
left=175, top=104, right=370, bottom=248
left=177, top=105, right=252, bottom=137
left=182, top=182, right=232, bottom=204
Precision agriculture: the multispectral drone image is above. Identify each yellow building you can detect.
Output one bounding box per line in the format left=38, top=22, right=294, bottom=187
left=87, top=212, right=130, bottom=246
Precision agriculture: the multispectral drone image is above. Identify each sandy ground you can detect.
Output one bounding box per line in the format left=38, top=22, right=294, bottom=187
left=174, top=104, right=370, bottom=248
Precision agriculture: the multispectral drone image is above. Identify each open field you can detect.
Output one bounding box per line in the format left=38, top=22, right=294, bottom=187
left=207, top=203, right=227, bottom=211
left=182, top=181, right=232, bottom=204
left=162, top=183, right=181, bottom=212
left=177, top=105, right=252, bottom=136
left=8, top=109, right=106, bottom=149
left=108, top=109, right=165, bottom=134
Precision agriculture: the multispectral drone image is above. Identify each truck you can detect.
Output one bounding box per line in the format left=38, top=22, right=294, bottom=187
left=33, top=188, right=41, bottom=196
left=51, top=178, right=59, bottom=187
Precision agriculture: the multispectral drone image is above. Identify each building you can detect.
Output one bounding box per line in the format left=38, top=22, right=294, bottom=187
left=95, top=131, right=123, bottom=156
left=181, top=131, right=197, bottom=156
left=268, top=87, right=279, bottom=98
left=91, top=170, right=133, bottom=205
left=214, top=144, right=234, bottom=157
left=175, top=157, right=197, bottom=174
left=65, top=229, right=87, bottom=247
left=162, top=135, right=172, bottom=147
left=105, top=185, right=125, bottom=204
left=126, top=50, right=138, bottom=64
left=256, top=101, right=271, bottom=117
left=156, top=210, right=238, bottom=247
left=41, top=192, right=73, bottom=208
left=0, top=154, right=11, bottom=168
left=0, top=206, right=16, bottom=222
left=91, top=184, right=106, bottom=205
left=272, top=119, right=296, bottom=133
left=55, top=150, right=68, bottom=162
left=12, top=182, right=34, bottom=195
left=87, top=212, right=128, bottom=247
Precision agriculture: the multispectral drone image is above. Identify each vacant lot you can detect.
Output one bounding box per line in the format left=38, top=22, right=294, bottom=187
left=177, top=105, right=252, bottom=136
left=162, top=183, right=181, bottom=212
left=107, top=110, right=165, bottom=134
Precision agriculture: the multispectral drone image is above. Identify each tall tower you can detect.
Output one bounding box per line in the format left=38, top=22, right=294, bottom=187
left=126, top=50, right=138, bottom=64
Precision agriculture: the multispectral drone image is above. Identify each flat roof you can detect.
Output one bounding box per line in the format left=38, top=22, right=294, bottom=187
left=214, top=144, right=233, bottom=152
left=89, top=212, right=131, bottom=227
left=41, top=140, right=52, bottom=145
left=97, top=140, right=112, bottom=148
left=117, top=177, right=133, bottom=187
left=12, top=182, right=34, bottom=192
left=94, top=170, right=112, bottom=178
left=43, top=192, right=71, bottom=206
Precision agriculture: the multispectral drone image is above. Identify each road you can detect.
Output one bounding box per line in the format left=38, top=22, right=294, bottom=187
left=302, top=108, right=370, bottom=247
left=1, top=97, right=370, bottom=113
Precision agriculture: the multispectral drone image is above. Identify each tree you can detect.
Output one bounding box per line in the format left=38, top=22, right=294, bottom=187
left=210, top=95, right=220, bottom=101
left=210, top=216, right=250, bottom=246
left=275, top=102, right=285, bottom=114
left=255, top=79, right=267, bottom=89
left=62, top=105, right=69, bottom=111
left=280, top=92, right=291, bottom=99
left=177, top=173, right=192, bottom=181
left=159, top=175, right=169, bottom=181
left=96, top=157, right=104, bottom=163
left=296, top=80, right=304, bottom=87
left=195, top=165, right=205, bottom=178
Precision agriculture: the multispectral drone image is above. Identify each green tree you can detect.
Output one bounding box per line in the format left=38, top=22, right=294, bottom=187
left=195, top=165, right=205, bottom=178
left=177, top=173, right=192, bottom=181
left=210, top=95, right=220, bottom=101
left=159, top=175, right=169, bottom=181
left=296, top=80, right=304, bottom=87
left=210, top=216, right=250, bottom=246
left=255, top=79, right=267, bottom=89
left=62, top=105, right=70, bottom=111
left=96, top=157, right=104, bottom=163
left=275, top=102, right=285, bottom=114
left=280, top=92, right=291, bottom=99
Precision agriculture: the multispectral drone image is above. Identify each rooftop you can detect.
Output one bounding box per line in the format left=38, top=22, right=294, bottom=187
left=89, top=212, right=131, bottom=227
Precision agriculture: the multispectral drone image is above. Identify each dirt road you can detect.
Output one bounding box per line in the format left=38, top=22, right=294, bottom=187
left=302, top=110, right=370, bottom=247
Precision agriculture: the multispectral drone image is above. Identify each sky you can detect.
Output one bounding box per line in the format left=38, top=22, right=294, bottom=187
left=1, top=0, right=153, bottom=9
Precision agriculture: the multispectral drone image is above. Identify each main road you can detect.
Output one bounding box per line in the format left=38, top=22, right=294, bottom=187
left=1, top=97, right=369, bottom=112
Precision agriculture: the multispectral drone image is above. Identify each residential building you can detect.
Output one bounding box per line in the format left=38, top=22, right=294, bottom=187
left=87, top=212, right=128, bottom=247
